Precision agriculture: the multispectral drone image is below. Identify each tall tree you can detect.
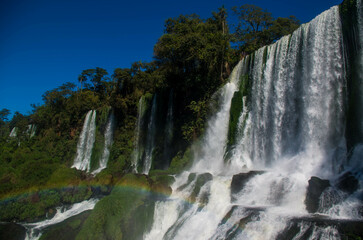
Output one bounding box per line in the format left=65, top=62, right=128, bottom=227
left=232, top=4, right=300, bottom=54
left=154, top=12, right=231, bottom=100
left=0, top=109, right=10, bottom=122
left=78, top=74, right=86, bottom=92
left=79, top=68, right=108, bottom=93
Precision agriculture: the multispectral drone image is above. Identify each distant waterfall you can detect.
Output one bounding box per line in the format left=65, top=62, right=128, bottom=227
left=72, top=110, right=97, bottom=172
left=132, top=96, right=146, bottom=173
left=92, top=111, right=115, bottom=175
left=8, top=125, right=36, bottom=138
left=163, top=90, right=174, bottom=165
left=143, top=94, right=157, bottom=174
left=27, top=124, right=36, bottom=138
left=145, top=4, right=363, bottom=240
left=9, top=127, right=17, bottom=137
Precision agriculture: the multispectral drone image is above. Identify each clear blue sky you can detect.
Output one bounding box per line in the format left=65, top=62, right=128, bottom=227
left=0, top=0, right=342, bottom=117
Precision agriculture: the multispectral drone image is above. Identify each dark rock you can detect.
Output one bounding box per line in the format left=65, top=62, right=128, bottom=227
left=177, top=173, right=196, bottom=191
left=224, top=206, right=262, bottom=240
left=336, top=171, right=359, bottom=194
left=277, top=215, right=363, bottom=240
left=0, top=222, right=26, bottom=240
left=231, top=171, right=264, bottom=194
left=190, top=173, right=213, bottom=204
left=305, top=176, right=330, bottom=213
left=276, top=221, right=302, bottom=240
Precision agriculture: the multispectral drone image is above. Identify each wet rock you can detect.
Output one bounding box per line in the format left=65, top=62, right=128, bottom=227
left=177, top=173, right=197, bottom=191
left=305, top=176, right=330, bottom=213
left=277, top=216, right=363, bottom=240
left=190, top=173, right=213, bottom=203
left=336, top=171, right=359, bottom=194
left=224, top=206, right=262, bottom=240
left=231, top=171, right=264, bottom=194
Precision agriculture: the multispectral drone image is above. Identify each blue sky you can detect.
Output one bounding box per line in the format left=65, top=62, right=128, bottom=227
left=0, top=0, right=342, bottom=117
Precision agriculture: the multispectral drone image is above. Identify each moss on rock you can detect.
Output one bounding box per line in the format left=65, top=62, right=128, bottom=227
left=76, top=174, right=154, bottom=240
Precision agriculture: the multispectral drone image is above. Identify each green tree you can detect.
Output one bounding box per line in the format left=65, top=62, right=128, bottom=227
left=0, top=108, right=10, bottom=138
left=78, top=74, right=86, bottom=92
left=79, top=68, right=109, bottom=93
left=0, top=108, right=10, bottom=122
left=154, top=11, right=231, bottom=101
left=268, top=16, right=300, bottom=42
left=232, top=4, right=300, bottom=54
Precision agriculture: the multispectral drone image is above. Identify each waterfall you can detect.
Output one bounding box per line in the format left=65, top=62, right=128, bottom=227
left=163, top=90, right=174, bottom=165
left=27, top=124, right=36, bottom=138
left=238, top=5, right=345, bottom=175
left=143, top=94, right=157, bottom=174
left=132, top=96, right=146, bottom=173
left=145, top=4, right=363, bottom=240
left=9, top=127, right=17, bottom=137
left=192, top=60, right=243, bottom=174
left=92, top=111, right=115, bottom=175
left=8, top=125, right=36, bottom=138
left=72, top=110, right=97, bottom=172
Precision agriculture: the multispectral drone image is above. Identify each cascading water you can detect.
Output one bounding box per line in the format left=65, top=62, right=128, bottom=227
left=9, top=127, right=17, bottom=137
left=72, top=110, right=97, bottom=172
left=163, top=90, right=174, bottom=164
left=92, top=111, right=115, bottom=175
left=145, top=3, right=363, bottom=240
left=27, top=124, right=36, bottom=138
left=23, top=199, right=98, bottom=240
left=192, top=60, right=243, bottom=174
left=143, top=94, right=157, bottom=174
left=132, top=96, right=146, bottom=172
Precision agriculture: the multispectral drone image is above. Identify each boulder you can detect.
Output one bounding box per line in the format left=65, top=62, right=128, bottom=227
left=231, top=171, right=264, bottom=194
left=190, top=173, right=213, bottom=203
left=277, top=215, right=363, bottom=240
left=305, top=176, right=330, bottom=213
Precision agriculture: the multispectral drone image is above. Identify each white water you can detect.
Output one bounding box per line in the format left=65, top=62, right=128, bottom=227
left=9, top=127, right=17, bottom=137
left=192, top=60, right=243, bottom=175
left=163, top=90, right=174, bottom=163
left=132, top=96, right=146, bottom=173
left=72, top=110, right=97, bottom=172
left=8, top=125, right=36, bottom=138
left=27, top=124, right=36, bottom=138
left=92, top=111, right=115, bottom=175
left=145, top=5, right=363, bottom=240
left=143, top=94, right=157, bottom=174
left=23, top=198, right=98, bottom=240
